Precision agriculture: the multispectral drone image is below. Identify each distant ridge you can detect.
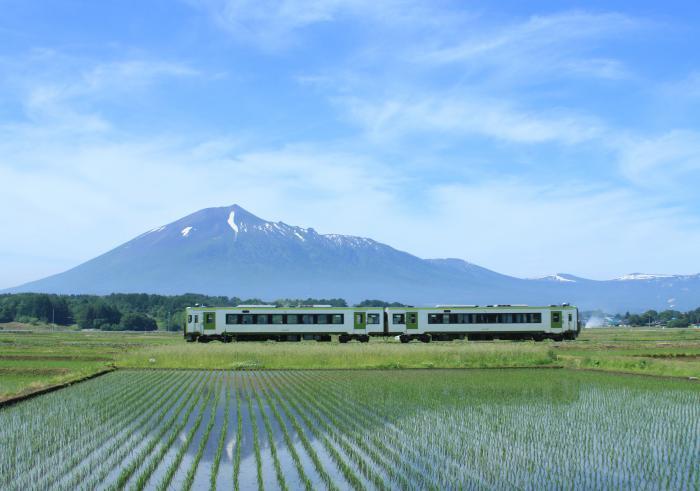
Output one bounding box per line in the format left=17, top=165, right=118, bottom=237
left=6, top=204, right=700, bottom=311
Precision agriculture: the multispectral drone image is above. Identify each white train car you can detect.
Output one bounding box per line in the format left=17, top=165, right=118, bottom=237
left=185, top=305, right=384, bottom=343
left=387, top=304, right=580, bottom=342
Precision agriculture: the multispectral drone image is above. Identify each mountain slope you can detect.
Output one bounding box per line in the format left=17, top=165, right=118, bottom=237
left=7, top=204, right=700, bottom=311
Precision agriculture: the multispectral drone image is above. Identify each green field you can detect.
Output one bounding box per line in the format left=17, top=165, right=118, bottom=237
left=1, top=369, right=698, bottom=490
left=1, top=326, right=699, bottom=402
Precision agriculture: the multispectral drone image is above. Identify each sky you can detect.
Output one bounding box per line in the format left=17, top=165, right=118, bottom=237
left=2, top=0, right=700, bottom=289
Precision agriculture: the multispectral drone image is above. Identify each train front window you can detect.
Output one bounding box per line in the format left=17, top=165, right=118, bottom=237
left=393, top=313, right=405, bottom=324
left=194, top=315, right=198, bottom=323
left=367, top=314, right=380, bottom=324
left=187, top=315, right=192, bottom=323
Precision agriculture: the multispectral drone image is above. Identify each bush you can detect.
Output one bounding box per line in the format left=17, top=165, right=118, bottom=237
left=119, top=313, right=157, bottom=331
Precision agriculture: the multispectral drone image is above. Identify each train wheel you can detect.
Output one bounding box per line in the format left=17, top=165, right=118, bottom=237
left=399, top=335, right=410, bottom=344
left=339, top=334, right=350, bottom=343
left=360, top=334, right=370, bottom=343
left=419, top=334, right=431, bottom=343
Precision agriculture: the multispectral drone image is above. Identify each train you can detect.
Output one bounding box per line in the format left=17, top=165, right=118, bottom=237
left=184, top=303, right=581, bottom=343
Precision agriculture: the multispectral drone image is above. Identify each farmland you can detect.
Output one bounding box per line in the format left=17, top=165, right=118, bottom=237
left=1, top=369, right=698, bottom=490
left=1, top=327, right=699, bottom=403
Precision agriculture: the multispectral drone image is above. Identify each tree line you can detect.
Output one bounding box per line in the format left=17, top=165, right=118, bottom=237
left=0, top=293, right=407, bottom=331
left=622, top=308, right=700, bottom=328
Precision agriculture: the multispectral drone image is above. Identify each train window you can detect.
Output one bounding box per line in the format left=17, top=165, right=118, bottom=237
left=287, top=314, right=299, bottom=324
left=367, top=314, right=380, bottom=324
left=206, top=313, right=214, bottom=323
left=428, top=314, right=439, bottom=324
left=317, top=314, right=329, bottom=324
left=194, top=315, right=198, bottom=323
left=272, top=314, right=284, bottom=324
left=552, top=312, right=560, bottom=322
left=393, top=314, right=405, bottom=324
left=302, top=314, right=314, bottom=324
left=332, top=314, right=344, bottom=324
left=533, top=313, right=542, bottom=323
left=241, top=314, right=253, bottom=324
left=225, top=314, right=238, bottom=324
left=355, top=314, right=362, bottom=324
left=568, top=313, right=572, bottom=322
left=407, top=312, right=417, bottom=324
left=187, top=315, right=192, bottom=323
left=442, top=314, right=450, bottom=324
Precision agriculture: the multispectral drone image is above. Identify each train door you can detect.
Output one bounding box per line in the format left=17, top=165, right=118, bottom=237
left=406, top=310, right=418, bottom=330
left=354, top=312, right=366, bottom=330
left=204, top=311, right=216, bottom=331
left=551, top=311, right=562, bottom=329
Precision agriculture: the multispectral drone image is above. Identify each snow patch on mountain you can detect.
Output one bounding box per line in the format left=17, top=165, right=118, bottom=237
left=538, top=274, right=576, bottom=283
left=181, top=227, right=193, bottom=237
left=615, top=273, right=675, bottom=281
left=227, top=211, right=239, bottom=235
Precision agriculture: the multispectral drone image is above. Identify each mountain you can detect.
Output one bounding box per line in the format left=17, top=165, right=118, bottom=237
left=6, top=204, right=700, bottom=312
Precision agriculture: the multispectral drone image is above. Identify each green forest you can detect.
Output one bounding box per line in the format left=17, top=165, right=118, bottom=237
left=0, top=293, right=352, bottom=331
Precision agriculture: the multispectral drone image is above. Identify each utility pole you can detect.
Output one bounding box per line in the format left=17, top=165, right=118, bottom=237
left=52, top=307, right=55, bottom=332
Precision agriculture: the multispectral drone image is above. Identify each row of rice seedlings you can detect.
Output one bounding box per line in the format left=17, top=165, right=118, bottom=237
left=53, top=370, right=190, bottom=490
left=109, top=371, right=207, bottom=490
left=249, top=374, right=288, bottom=491
left=156, top=372, right=219, bottom=491
left=260, top=372, right=367, bottom=491
left=309, top=372, right=478, bottom=489
left=288, top=371, right=429, bottom=491
left=2, top=371, right=161, bottom=489
left=87, top=371, right=202, bottom=491
left=255, top=378, right=314, bottom=491
left=269, top=372, right=391, bottom=491
left=329, top=371, right=543, bottom=489
left=305, top=371, right=441, bottom=483
left=233, top=372, right=243, bottom=491
left=309, top=372, right=443, bottom=491
left=182, top=373, right=224, bottom=491
left=258, top=373, right=339, bottom=491
left=1, top=371, right=155, bottom=487
left=243, top=375, right=265, bottom=491
left=134, top=372, right=215, bottom=491
left=209, top=372, right=231, bottom=491
left=317, top=370, right=699, bottom=489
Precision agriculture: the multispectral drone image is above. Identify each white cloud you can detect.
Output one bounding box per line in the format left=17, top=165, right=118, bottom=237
left=340, top=95, right=603, bottom=145
left=189, top=0, right=452, bottom=50
left=417, top=11, right=640, bottom=82
left=616, top=130, right=700, bottom=186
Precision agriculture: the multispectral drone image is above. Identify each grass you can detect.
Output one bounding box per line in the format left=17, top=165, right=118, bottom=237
left=1, top=327, right=698, bottom=402
left=0, top=329, right=178, bottom=402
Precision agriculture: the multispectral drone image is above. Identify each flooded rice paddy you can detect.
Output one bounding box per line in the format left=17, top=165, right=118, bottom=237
left=0, top=369, right=698, bottom=490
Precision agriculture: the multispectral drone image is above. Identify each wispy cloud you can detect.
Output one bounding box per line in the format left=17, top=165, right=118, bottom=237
left=417, top=11, right=640, bottom=81
left=340, top=95, right=604, bottom=145
left=616, top=130, right=700, bottom=187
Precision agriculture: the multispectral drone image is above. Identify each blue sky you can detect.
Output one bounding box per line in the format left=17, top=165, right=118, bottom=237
left=2, top=0, right=700, bottom=288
